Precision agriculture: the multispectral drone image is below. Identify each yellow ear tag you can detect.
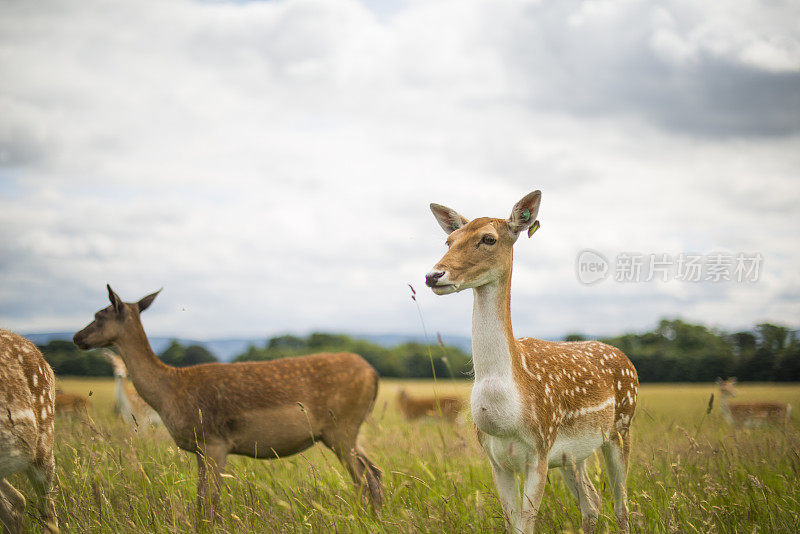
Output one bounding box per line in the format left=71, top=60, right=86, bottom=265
left=527, top=220, right=540, bottom=238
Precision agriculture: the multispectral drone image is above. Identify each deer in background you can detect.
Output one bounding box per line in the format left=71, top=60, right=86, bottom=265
left=396, top=388, right=463, bottom=422
left=73, top=286, right=382, bottom=513
left=54, top=389, right=90, bottom=419
left=425, top=191, right=638, bottom=534
left=103, top=350, right=161, bottom=426
left=716, top=377, right=792, bottom=428
left=0, top=330, right=59, bottom=534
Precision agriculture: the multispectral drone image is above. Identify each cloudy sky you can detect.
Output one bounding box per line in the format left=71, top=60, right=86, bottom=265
left=1, top=0, right=798, bottom=344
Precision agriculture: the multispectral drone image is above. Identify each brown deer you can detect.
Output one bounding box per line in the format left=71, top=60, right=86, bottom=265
left=0, top=330, right=59, bottom=534
left=102, top=350, right=161, bottom=426
left=716, top=377, right=792, bottom=428
left=54, top=389, right=89, bottom=418
left=73, top=286, right=382, bottom=513
left=425, top=191, right=638, bottom=533
left=396, top=388, right=463, bottom=422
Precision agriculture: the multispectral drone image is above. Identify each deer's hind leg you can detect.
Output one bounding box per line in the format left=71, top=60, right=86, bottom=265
left=26, top=454, right=58, bottom=534
left=602, top=430, right=631, bottom=534
left=0, top=479, right=25, bottom=534
left=560, top=458, right=601, bottom=534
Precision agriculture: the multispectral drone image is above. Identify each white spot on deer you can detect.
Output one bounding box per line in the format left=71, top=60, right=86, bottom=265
left=9, top=408, right=36, bottom=423
left=32, top=374, right=38, bottom=387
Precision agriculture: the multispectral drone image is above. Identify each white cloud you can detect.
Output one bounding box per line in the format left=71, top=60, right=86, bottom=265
left=0, top=0, right=798, bottom=343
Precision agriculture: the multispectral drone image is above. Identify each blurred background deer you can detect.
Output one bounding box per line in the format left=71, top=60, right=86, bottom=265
left=716, top=377, right=792, bottom=428
left=54, top=389, right=90, bottom=419
left=396, top=388, right=463, bottom=422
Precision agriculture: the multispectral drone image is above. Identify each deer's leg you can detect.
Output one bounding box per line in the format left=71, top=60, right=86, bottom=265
left=321, top=430, right=383, bottom=510
left=353, top=443, right=383, bottom=510
left=489, top=460, right=521, bottom=533
left=27, top=455, right=59, bottom=534
left=0, top=479, right=25, bottom=534
left=195, top=445, right=227, bottom=520
left=520, top=456, right=548, bottom=533
left=602, top=431, right=631, bottom=534
left=560, top=459, right=601, bottom=534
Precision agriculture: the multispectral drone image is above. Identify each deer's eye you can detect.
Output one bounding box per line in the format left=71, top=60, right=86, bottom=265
left=481, top=235, right=497, bottom=245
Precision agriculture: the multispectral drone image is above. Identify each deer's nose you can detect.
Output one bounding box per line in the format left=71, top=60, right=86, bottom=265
left=425, top=271, right=445, bottom=287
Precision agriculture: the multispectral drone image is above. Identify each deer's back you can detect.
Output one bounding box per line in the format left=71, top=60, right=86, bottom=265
left=730, top=401, right=789, bottom=419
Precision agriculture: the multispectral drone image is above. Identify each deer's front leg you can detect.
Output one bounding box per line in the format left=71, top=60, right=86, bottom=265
left=490, top=461, right=522, bottom=533
left=520, top=456, right=548, bottom=533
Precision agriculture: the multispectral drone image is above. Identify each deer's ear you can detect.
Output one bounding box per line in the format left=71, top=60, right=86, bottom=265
left=137, top=289, right=162, bottom=313
left=430, top=204, right=469, bottom=234
left=507, top=190, right=541, bottom=238
left=107, top=284, right=124, bottom=313
left=715, top=377, right=723, bottom=385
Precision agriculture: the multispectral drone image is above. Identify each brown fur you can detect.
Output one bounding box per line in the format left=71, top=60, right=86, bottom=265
left=396, top=389, right=463, bottom=421
left=103, top=350, right=161, bottom=426
left=73, top=286, right=382, bottom=514
left=427, top=191, right=637, bottom=533
left=54, top=390, right=89, bottom=418
left=0, top=330, right=59, bottom=533
left=717, top=378, right=791, bottom=428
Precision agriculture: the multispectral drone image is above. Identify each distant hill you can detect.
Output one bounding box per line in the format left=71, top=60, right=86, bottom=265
left=23, top=332, right=473, bottom=362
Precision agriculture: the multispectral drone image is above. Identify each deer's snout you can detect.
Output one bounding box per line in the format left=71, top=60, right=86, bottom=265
left=73, top=331, right=89, bottom=350
left=425, top=271, right=445, bottom=287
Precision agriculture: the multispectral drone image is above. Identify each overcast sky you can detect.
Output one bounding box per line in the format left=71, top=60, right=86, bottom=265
left=1, top=0, right=798, bottom=343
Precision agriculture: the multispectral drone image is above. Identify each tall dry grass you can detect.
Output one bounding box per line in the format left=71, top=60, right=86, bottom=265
left=8, top=379, right=799, bottom=533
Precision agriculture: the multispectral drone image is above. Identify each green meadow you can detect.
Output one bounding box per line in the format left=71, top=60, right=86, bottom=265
left=12, top=379, right=800, bottom=533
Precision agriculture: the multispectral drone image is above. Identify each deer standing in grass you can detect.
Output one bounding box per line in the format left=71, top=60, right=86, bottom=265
left=425, top=191, right=638, bottom=533
left=73, top=286, right=382, bottom=513
left=396, top=388, right=463, bottom=422
left=0, top=330, right=59, bottom=534
left=716, top=378, right=792, bottom=428
left=102, top=350, right=161, bottom=426
left=54, top=390, right=90, bottom=419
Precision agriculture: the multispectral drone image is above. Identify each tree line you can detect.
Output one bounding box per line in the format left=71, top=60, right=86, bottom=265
left=36, top=319, right=800, bottom=382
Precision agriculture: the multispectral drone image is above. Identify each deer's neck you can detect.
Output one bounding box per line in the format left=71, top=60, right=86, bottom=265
left=114, top=324, right=176, bottom=413
left=719, top=393, right=731, bottom=413
left=471, top=273, right=518, bottom=381
left=114, top=376, right=133, bottom=419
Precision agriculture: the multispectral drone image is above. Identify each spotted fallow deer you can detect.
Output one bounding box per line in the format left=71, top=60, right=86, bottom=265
left=0, top=330, right=59, bottom=534
left=716, top=377, right=792, bottom=428
left=424, top=191, right=638, bottom=534
left=73, top=286, right=383, bottom=513
left=102, top=350, right=161, bottom=426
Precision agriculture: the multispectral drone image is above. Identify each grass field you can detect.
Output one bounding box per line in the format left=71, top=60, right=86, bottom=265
left=10, top=379, right=800, bottom=533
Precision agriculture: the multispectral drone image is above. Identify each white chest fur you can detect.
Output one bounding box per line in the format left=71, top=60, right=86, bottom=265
left=472, top=376, right=522, bottom=437
left=470, top=283, right=524, bottom=438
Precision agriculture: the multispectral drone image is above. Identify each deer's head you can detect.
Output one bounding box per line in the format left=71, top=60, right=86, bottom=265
left=425, top=191, right=541, bottom=294
left=716, top=377, right=738, bottom=398
left=73, top=285, right=160, bottom=350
